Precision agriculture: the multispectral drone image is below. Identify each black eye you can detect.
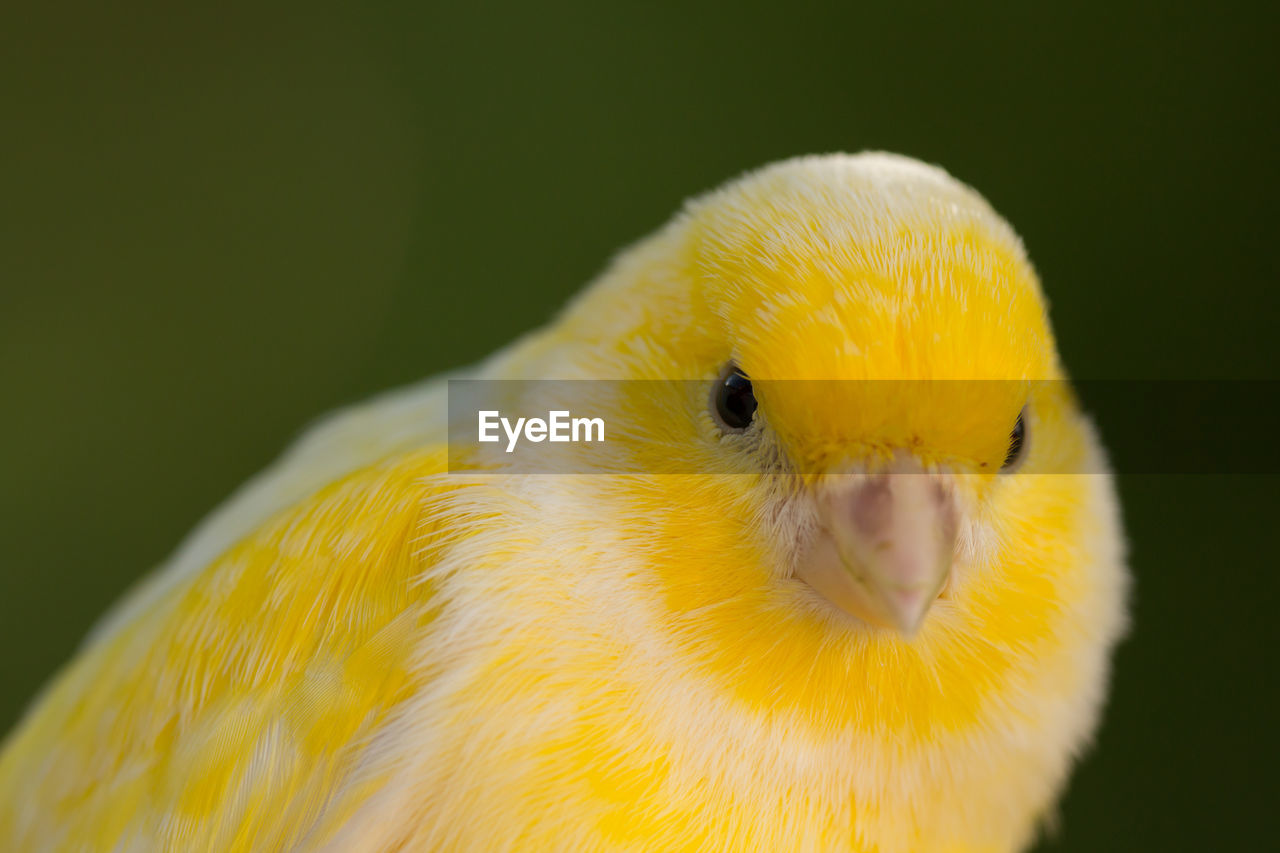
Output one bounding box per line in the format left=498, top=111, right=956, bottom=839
left=1001, top=408, right=1027, bottom=472
left=713, top=364, right=757, bottom=431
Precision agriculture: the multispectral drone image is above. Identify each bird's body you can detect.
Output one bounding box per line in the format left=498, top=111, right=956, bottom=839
left=0, top=154, right=1127, bottom=852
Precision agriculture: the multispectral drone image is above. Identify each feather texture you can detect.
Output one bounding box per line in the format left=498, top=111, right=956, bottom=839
left=0, top=153, right=1127, bottom=852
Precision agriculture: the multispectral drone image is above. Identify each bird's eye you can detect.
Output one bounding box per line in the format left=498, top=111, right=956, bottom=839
left=712, top=364, right=757, bottom=431
left=1000, top=408, right=1028, bottom=472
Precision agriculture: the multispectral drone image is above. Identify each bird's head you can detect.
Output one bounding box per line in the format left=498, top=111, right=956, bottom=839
left=678, top=153, right=1054, bottom=636
left=519, top=153, right=1112, bottom=667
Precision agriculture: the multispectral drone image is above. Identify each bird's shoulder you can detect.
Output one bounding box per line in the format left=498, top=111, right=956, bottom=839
left=0, top=373, right=482, bottom=849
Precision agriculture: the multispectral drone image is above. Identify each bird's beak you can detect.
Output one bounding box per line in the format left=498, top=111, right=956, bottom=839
left=797, top=456, right=958, bottom=636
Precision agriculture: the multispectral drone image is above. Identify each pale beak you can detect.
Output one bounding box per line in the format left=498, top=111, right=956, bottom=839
left=797, top=457, right=958, bottom=636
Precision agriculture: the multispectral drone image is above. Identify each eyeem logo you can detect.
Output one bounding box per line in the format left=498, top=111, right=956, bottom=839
left=449, top=378, right=1280, bottom=475
left=478, top=410, right=606, bottom=453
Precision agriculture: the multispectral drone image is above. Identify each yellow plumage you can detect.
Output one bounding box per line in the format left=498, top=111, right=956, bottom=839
left=0, top=153, right=1127, bottom=851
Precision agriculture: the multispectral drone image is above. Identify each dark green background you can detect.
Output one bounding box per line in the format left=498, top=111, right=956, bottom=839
left=2, top=2, right=1276, bottom=849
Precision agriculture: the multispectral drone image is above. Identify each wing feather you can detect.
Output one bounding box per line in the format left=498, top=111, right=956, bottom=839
left=0, top=443, right=462, bottom=851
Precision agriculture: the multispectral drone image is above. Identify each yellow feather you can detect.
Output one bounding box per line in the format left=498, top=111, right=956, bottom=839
left=0, top=153, right=1127, bottom=852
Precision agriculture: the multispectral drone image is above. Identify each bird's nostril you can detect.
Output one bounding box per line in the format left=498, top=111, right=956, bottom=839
left=852, top=478, right=893, bottom=536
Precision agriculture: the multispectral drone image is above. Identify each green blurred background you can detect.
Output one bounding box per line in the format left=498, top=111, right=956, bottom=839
left=2, top=2, right=1276, bottom=849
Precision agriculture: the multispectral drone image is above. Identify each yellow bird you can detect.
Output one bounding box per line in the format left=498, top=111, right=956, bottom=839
left=0, top=153, right=1128, bottom=851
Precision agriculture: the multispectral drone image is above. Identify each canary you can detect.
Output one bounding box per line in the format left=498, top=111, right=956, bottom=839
left=0, top=153, right=1128, bottom=852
